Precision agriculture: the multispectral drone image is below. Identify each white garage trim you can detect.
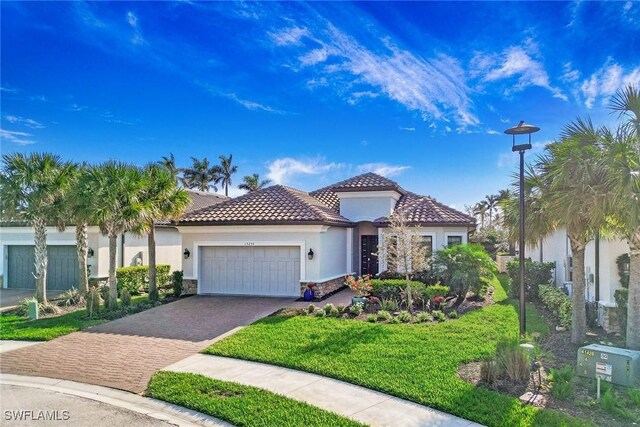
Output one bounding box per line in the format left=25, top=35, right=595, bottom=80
left=190, top=240, right=306, bottom=294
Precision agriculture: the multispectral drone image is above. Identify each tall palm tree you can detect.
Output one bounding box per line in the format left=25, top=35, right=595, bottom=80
left=81, top=162, right=145, bottom=309
left=485, top=194, right=499, bottom=227
left=473, top=201, right=488, bottom=228
left=0, top=153, right=74, bottom=302
left=218, top=154, right=238, bottom=197
left=182, top=157, right=220, bottom=192
left=542, top=118, right=610, bottom=344
left=133, top=164, right=190, bottom=302
left=606, top=85, right=640, bottom=349
left=238, top=173, right=271, bottom=193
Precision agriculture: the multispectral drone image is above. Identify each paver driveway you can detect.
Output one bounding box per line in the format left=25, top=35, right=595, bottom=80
left=0, top=296, right=303, bottom=393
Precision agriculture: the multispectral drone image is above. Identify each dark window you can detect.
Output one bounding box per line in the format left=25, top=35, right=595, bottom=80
left=447, top=235, right=463, bottom=247
left=419, top=235, right=433, bottom=258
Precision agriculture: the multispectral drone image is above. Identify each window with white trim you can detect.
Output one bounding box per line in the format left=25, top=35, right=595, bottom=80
left=447, top=235, right=463, bottom=247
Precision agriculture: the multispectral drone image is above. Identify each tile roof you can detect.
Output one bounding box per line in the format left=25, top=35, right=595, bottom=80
left=184, top=190, right=228, bottom=214
left=328, top=172, right=406, bottom=193
left=178, top=185, right=353, bottom=226
left=373, top=192, right=476, bottom=227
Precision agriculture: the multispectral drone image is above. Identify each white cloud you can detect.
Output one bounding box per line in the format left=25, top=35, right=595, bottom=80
left=0, top=86, right=18, bottom=93
left=580, top=61, right=640, bottom=108
left=472, top=45, right=566, bottom=101
left=127, top=11, right=137, bottom=27
left=126, top=11, right=144, bottom=45
left=347, top=91, right=379, bottom=105
left=269, top=26, right=309, bottom=46
left=486, top=129, right=501, bottom=135
left=399, top=126, right=415, bottom=132
left=561, top=62, right=580, bottom=83
left=3, top=115, right=44, bottom=129
left=0, top=129, right=36, bottom=145
left=271, top=21, right=478, bottom=127
left=266, top=157, right=342, bottom=184
left=624, top=1, right=633, bottom=11
left=357, top=162, right=410, bottom=177
left=226, top=93, right=287, bottom=114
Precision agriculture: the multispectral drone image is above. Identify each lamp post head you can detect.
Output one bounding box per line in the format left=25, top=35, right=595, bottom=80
left=505, top=121, right=540, bottom=152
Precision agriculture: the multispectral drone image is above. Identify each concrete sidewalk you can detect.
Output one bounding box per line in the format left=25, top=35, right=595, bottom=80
left=164, top=354, right=484, bottom=427
left=0, top=373, right=230, bottom=427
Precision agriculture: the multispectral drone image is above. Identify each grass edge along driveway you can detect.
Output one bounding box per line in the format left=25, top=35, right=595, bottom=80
left=147, top=371, right=364, bottom=427
left=204, top=275, right=587, bottom=427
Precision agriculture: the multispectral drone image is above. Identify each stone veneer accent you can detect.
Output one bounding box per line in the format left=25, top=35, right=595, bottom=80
left=302, top=276, right=346, bottom=299
left=182, top=279, right=198, bottom=296
left=600, top=304, right=624, bottom=333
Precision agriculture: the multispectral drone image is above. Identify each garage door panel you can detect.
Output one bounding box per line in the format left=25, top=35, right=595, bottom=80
left=200, top=246, right=300, bottom=297
left=7, top=245, right=77, bottom=291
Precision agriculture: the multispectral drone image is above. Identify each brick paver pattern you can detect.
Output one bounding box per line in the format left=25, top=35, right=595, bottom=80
left=0, top=292, right=353, bottom=393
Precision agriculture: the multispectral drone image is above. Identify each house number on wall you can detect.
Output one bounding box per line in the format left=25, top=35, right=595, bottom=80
left=244, top=242, right=255, bottom=246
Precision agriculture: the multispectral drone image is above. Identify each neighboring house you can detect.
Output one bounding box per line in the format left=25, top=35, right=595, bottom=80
left=176, top=173, right=476, bottom=298
left=0, top=190, right=226, bottom=291
left=527, top=228, right=630, bottom=332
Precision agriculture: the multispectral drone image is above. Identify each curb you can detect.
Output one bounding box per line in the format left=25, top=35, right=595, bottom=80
left=0, top=373, right=231, bottom=427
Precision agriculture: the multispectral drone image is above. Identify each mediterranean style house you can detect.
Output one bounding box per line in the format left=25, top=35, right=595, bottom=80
left=0, top=173, right=475, bottom=297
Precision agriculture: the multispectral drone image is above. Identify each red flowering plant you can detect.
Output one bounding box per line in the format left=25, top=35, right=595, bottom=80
left=345, top=275, right=373, bottom=297
left=432, top=296, right=445, bottom=310
left=305, top=283, right=316, bottom=290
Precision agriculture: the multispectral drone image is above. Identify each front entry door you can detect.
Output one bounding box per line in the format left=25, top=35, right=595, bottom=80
left=361, top=235, right=379, bottom=276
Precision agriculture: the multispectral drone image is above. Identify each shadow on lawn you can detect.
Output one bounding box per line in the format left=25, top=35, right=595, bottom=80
left=300, top=324, right=391, bottom=356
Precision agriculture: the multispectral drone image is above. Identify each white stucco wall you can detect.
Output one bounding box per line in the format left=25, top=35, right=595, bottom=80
left=177, top=225, right=350, bottom=284
left=527, top=228, right=629, bottom=306
left=121, top=228, right=182, bottom=272
left=337, top=191, right=400, bottom=222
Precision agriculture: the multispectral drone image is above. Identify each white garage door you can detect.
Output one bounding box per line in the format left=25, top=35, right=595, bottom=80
left=199, top=246, right=301, bottom=297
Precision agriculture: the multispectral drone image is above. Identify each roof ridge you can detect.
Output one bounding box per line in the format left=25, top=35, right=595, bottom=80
left=282, top=185, right=348, bottom=223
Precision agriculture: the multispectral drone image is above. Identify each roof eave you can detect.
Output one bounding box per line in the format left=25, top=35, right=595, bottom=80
left=175, top=220, right=354, bottom=227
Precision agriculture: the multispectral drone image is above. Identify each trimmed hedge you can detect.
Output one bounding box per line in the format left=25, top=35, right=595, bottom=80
left=370, top=279, right=425, bottom=299
left=116, top=265, right=171, bottom=295
left=538, top=284, right=572, bottom=328
left=506, top=259, right=554, bottom=300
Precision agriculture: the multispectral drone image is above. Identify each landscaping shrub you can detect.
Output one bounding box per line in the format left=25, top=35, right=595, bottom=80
left=538, top=285, right=572, bottom=328
left=323, top=303, right=335, bottom=315
left=116, top=264, right=172, bottom=295
left=415, top=312, right=432, bottom=323
left=628, top=388, right=640, bottom=406
left=397, top=310, right=411, bottom=323
left=307, top=304, right=317, bottom=314
left=549, top=365, right=574, bottom=400
left=172, top=270, right=183, bottom=297
left=389, top=316, right=401, bottom=324
left=39, top=302, right=61, bottom=315
left=369, top=279, right=425, bottom=300
left=614, top=288, right=628, bottom=335
left=616, top=253, right=630, bottom=289
left=432, top=310, right=446, bottom=322
left=329, top=306, right=340, bottom=317
left=380, top=297, right=399, bottom=312
left=480, top=358, right=500, bottom=384
left=448, top=310, right=458, bottom=319
left=423, top=284, right=450, bottom=300
left=366, top=314, right=377, bottom=323
left=120, top=288, right=132, bottom=307
left=336, top=304, right=345, bottom=315
left=57, top=288, right=83, bottom=307
left=376, top=310, right=392, bottom=322
left=495, top=337, right=530, bottom=383
left=600, top=387, right=631, bottom=419
left=431, top=244, right=496, bottom=301
left=469, top=227, right=510, bottom=259
left=349, top=302, right=364, bottom=316
left=506, top=259, right=554, bottom=300
left=314, top=310, right=325, bottom=318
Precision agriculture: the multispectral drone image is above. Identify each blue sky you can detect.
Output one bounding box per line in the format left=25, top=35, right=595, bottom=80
left=1, top=1, right=639, bottom=208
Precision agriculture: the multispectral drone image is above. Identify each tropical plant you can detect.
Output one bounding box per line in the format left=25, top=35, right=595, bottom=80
left=238, top=173, right=270, bottom=193
left=485, top=194, right=499, bottom=227
left=0, top=152, right=75, bottom=302
left=79, top=162, right=145, bottom=309
left=63, top=163, right=92, bottom=293
left=182, top=157, right=221, bottom=192
left=132, top=164, right=189, bottom=302
left=605, top=85, right=640, bottom=349
left=473, top=200, right=488, bottom=228
left=217, top=154, right=238, bottom=197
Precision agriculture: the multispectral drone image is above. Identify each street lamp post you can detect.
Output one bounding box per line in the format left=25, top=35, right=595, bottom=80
left=505, top=121, right=540, bottom=337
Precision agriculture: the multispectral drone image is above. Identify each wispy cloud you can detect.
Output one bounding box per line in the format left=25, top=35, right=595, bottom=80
left=0, top=129, right=36, bottom=145
left=267, top=157, right=342, bottom=184
left=126, top=11, right=144, bottom=45
left=472, top=43, right=566, bottom=101
left=226, top=93, right=287, bottom=114
left=357, top=162, right=410, bottom=177
left=486, top=129, right=501, bottom=135
left=3, top=115, right=44, bottom=129
left=399, top=126, right=415, bottom=132
left=580, top=60, right=640, bottom=108
left=269, top=19, right=478, bottom=127
left=0, top=85, right=19, bottom=93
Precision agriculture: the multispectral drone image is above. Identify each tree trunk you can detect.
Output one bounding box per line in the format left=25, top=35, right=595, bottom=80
left=626, top=235, right=640, bottom=350
left=33, top=217, right=48, bottom=303
left=76, top=223, right=89, bottom=293
left=148, top=223, right=158, bottom=302
left=570, top=238, right=587, bottom=344
left=108, top=233, right=118, bottom=310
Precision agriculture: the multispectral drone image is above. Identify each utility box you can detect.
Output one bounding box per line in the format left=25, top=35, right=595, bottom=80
left=27, top=299, right=38, bottom=321
left=577, top=344, right=640, bottom=387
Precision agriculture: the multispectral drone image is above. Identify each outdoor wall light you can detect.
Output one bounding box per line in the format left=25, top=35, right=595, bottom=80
left=87, top=248, right=94, bottom=258
left=183, top=248, right=191, bottom=259
left=307, top=248, right=314, bottom=260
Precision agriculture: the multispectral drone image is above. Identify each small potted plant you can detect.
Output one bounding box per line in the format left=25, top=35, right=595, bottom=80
left=303, top=283, right=316, bottom=301
left=345, top=275, right=372, bottom=306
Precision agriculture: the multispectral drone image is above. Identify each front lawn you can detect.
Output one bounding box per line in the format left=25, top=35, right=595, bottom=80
left=1, top=295, right=150, bottom=341
left=205, top=274, right=586, bottom=427
left=146, top=371, right=364, bottom=427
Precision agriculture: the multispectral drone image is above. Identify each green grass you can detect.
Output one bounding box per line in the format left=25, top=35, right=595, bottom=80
left=204, top=274, right=586, bottom=427
left=0, top=295, right=149, bottom=341
left=496, top=273, right=551, bottom=338
left=146, top=371, right=364, bottom=427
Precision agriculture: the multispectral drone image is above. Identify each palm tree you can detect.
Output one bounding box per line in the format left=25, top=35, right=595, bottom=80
left=133, top=164, right=190, bottom=302
left=485, top=194, right=499, bottom=227
left=218, top=154, right=238, bottom=197
left=238, top=173, right=271, bottom=193
left=182, top=157, right=220, bottom=192
left=606, top=85, right=640, bottom=349
left=542, top=118, right=610, bottom=344
left=81, top=162, right=145, bottom=309
left=0, top=153, right=74, bottom=302
left=473, top=201, right=488, bottom=228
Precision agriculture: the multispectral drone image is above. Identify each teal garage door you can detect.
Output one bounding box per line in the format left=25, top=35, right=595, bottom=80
left=7, top=245, right=78, bottom=291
